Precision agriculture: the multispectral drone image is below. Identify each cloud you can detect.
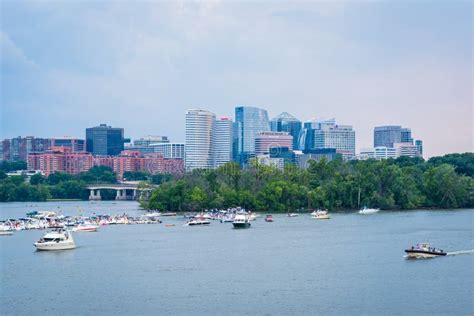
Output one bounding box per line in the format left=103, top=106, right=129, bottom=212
left=0, top=1, right=472, bottom=158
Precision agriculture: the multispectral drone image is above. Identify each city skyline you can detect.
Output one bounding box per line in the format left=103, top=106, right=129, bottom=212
left=1, top=2, right=472, bottom=158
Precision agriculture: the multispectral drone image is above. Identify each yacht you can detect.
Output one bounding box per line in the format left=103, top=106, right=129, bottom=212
left=358, top=207, right=380, bottom=215
left=185, top=215, right=211, bottom=226
left=73, top=223, right=99, bottom=232
left=405, top=243, right=447, bottom=258
left=311, top=210, right=330, bottom=220
left=232, top=213, right=251, bottom=229
left=34, top=230, right=76, bottom=251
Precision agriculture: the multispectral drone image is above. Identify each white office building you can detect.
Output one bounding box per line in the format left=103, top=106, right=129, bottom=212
left=213, top=118, right=233, bottom=168
left=314, top=121, right=356, bottom=160
left=359, top=147, right=397, bottom=160
left=185, top=109, right=216, bottom=171
left=394, top=142, right=420, bottom=158
left=150, top=143, right=185, bottom=159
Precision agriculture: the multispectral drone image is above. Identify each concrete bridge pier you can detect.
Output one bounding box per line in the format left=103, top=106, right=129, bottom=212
left=89, top=189, right=102, bottom=201
left=115, top=189, right=127, bottom=201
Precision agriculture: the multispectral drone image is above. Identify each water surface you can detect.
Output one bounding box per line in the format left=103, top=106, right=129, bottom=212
left=1, top=202, right=473, bottom=315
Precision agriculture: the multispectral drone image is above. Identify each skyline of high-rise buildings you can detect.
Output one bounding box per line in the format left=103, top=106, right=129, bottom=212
left=1, top=105, right=429, bottom=174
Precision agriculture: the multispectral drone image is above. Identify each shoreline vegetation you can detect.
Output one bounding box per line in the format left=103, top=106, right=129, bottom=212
left=0, top=153, right=473, bottom=211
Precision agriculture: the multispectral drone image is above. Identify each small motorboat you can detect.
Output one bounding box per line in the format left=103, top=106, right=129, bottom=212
left=232, top=213, right=251, bottom=229
left=287, top=213, right=299, bottom=217
left=73, top=223, right=99, bottom=232
left=311, top=210, right=330, bottom=220
left=265, top=215, right=274, bottom=222
left=358, top=207, right=380, bottom=215
left=405, top=243, right=447, bottom=259
left=34, top=230, right=76, bottom=251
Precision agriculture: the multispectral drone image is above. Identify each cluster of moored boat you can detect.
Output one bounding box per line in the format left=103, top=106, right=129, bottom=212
left=1, top=207, right=448, bottom=258
left=0, top=210, right=162, bottom=234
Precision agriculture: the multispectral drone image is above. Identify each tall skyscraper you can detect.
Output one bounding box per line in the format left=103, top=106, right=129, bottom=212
left=185, top=109, right=215, bottom=171
left=270, top=112, right=302, bottom=150
left=234, top=106, right=270, bottom=164
left=213, top=118, right=233, bottom=168
left=298, top=118, right=336, bottom=151
left=374, top=126, right=402, bottom=147
left=86, top=124, right=125, bottom=156
left=374, top=125, right=422, bottom=155
left=314, top=121, right=356, bottom=160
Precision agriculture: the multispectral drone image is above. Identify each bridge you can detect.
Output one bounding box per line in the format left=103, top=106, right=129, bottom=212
left=86, top=183, right=155, bottom=201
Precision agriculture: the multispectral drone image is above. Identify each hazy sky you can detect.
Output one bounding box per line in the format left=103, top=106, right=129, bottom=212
left=1, top=1, right=472, bottom=158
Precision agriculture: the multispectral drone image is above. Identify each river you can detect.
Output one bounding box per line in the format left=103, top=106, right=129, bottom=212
left=1, top=201, right=473, bottom=315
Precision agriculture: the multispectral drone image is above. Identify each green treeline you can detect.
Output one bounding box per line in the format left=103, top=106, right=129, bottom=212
left=0, top=166, right=176, bottom=202
left=0, top=166, right=117, bottom=202
left=144, top=153, right=474, bottom=212
left=1, top=153, right=472, bottom=208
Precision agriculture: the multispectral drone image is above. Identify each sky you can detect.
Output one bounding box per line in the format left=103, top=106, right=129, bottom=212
left=1, top=0, right=472, bottom=158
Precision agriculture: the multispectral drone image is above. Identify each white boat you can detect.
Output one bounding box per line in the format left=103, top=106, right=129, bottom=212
left=0, top=224, right=13, bottom=235
left=232, top=213, right=251, bottom=229
left=405, top=243, right=447, bottom=259
left=184, top=216, right=211, bottom=226
left=73, top=223, right=99, bottom=232
left=144, top=211, right=162, bottom=217
left=287, top=213, right=299, bottom=217
left=34, top=230, right=76, bottom=251
left=311, top=210, right=330, bottom=220
left=358, top=207, right=380, bottom=215
left=248, top=213, right=258, bottom=221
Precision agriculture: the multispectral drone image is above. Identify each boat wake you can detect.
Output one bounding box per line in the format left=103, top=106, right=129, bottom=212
left=446, top=250, right=474, bottom=256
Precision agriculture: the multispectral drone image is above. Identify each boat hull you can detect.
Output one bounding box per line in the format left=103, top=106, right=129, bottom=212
left=233, top=222, right=251, bottom=229
left=34, top=242, right=76, bottom=251
left=0, top=231, right=13, bottom=236
left=312, top=215, right=330, bottom=220
left=405, top=250, right=447, bottom=258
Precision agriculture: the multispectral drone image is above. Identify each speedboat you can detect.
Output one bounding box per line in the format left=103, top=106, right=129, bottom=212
left=34, top=230, right=76, bottom=251
left=405, top=243, right=447, bottom=259
left=311, top=210, right=330, bottom=219
left=265, top=215, right=274, bottom=222
left=358, top=207, right=380, bottom=215
left=73, top=223, right=99, bottom=232
left=232, top=213, right=251, bottom=229
left=287, top=213, right=299, bottom=217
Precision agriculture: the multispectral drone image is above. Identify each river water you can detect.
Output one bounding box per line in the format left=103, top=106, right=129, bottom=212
left=1, top=201, right=473, bottom=315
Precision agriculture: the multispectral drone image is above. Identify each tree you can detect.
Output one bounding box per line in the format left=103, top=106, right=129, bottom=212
left=30, top=173, right=45, bottom=185
left=423, top=164, right=471, bottom=208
